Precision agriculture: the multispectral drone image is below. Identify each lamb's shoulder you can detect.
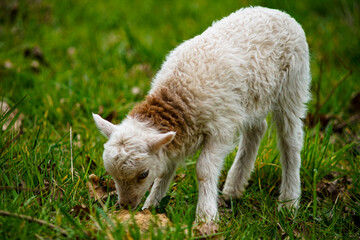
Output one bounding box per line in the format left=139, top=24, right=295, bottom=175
left=129, top=83, right=202, bottom=156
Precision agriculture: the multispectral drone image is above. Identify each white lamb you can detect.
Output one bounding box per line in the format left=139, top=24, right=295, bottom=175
left=93, top=6, right=310, bottom=226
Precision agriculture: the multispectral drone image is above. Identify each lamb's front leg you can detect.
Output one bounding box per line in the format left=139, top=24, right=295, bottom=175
left=142, top=162, right=177, bottom=209
left=196, top=140, right=232, bottom=222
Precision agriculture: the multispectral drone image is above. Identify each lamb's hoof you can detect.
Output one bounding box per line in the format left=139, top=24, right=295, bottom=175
left=141, top=205, right=155, bottom=212
left=219, top=194, right=241, bottom=208
left=193, top=222, right=223, bottom=239
left=278, top=198, right=299, bottom=212
left=218, top=196, right=231, bottom=208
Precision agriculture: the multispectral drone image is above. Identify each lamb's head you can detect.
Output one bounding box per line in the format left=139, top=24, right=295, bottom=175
left=92, top=113, right=175, bottom=209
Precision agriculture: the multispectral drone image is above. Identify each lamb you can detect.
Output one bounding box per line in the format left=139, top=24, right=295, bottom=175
left=93, top=6, right=310, bottom=225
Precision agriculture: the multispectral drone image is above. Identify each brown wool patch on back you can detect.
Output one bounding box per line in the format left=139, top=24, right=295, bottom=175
left=129, top=86, right=195, bottom=150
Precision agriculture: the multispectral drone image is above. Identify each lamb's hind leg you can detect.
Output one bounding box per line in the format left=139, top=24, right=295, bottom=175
left=274, top=55, right=310, bottom=210
left=273, top=111, right=304, bottom=209
left=222, top=120, right=267, bottom=201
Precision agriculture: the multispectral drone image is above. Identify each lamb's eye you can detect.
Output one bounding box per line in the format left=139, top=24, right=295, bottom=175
left=138, top=170, right=149, bottom=180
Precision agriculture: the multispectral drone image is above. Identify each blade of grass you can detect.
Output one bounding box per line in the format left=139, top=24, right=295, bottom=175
left=0, top=209, right=68, bottom=236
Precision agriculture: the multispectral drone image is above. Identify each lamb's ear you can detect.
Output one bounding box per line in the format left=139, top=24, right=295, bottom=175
left=149, top=132, right=176, bottom=153
left=92, top=113, right=116, bottom=138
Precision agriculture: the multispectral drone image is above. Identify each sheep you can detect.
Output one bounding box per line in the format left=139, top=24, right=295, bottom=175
left=93, top=6, right=310, bottom=227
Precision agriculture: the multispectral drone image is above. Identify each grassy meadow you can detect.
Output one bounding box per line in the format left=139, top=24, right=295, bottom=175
left=1, top=0, right=359, bottom=239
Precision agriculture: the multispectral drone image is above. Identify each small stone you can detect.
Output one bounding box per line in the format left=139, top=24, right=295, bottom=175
left=67, top=47, right=76, bottom=57
left=4, top=60, right=13, bottom=69
left=30, top=60, right=40, bottom=71
left=131, top=87, right=141, bottom=95
left=0, top=100, right=24, bottom=132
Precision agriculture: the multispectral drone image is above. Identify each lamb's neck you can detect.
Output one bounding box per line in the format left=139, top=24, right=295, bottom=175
left=129, top=86, right=200, bottom=157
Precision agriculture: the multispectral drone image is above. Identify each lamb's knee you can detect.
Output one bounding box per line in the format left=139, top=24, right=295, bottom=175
left=196, top=154, right=223, bottom=183
left=196, top=164, right=217, bottom=184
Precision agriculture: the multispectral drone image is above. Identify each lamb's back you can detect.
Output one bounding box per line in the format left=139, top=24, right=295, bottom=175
left=151, top=6, right=308, bottom=133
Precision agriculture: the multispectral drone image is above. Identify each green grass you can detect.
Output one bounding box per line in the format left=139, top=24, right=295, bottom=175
left=1, top=0, right=359, bottom=239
